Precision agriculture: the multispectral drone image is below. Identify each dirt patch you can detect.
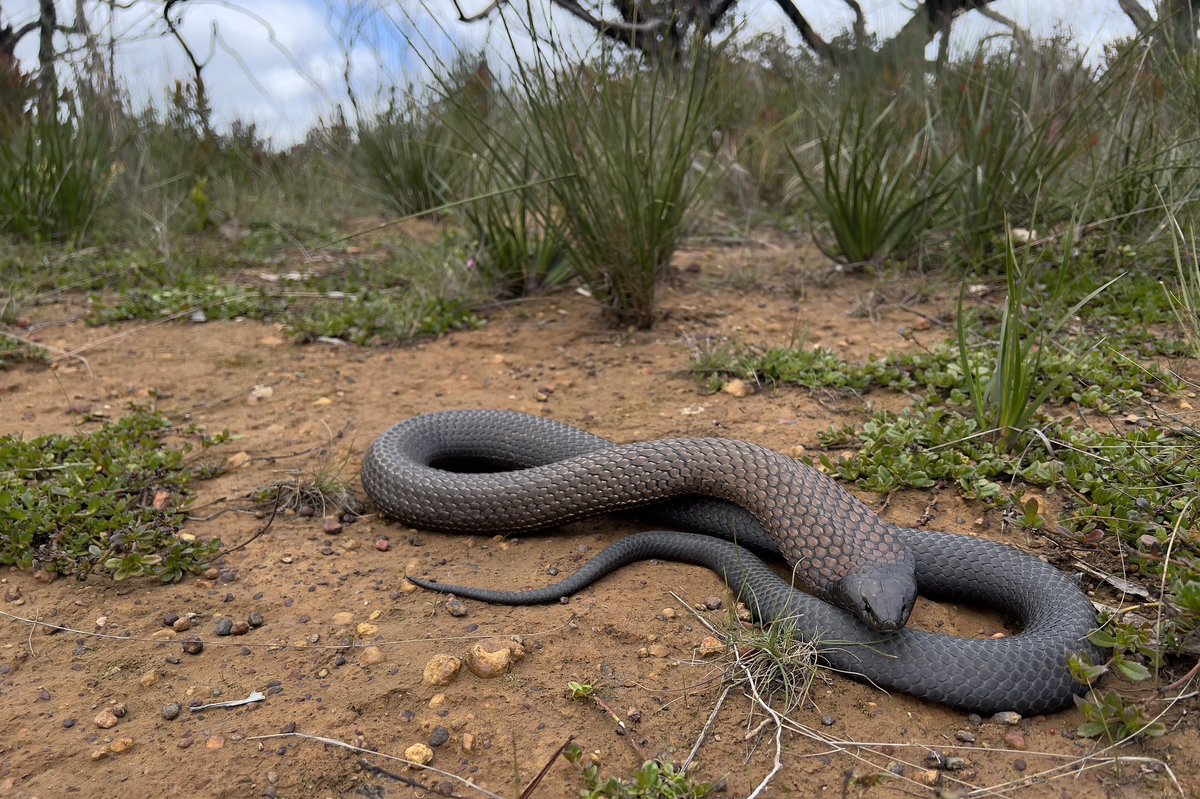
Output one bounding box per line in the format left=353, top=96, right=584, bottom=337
left=1, top=244, right=1195, bottom=798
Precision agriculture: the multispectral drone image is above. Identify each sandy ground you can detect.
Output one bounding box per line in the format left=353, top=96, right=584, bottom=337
left=1, top=242, right=1195, bottom=798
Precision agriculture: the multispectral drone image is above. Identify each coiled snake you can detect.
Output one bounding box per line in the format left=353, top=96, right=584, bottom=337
left=361, top=410, right=1101, bottom=714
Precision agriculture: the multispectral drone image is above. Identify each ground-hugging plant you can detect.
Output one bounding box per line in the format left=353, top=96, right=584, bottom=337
left=0, top=408, right=224, bottom=581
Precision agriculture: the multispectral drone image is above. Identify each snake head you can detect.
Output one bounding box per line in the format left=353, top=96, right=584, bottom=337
left=834, top=565, right=917, bottom=632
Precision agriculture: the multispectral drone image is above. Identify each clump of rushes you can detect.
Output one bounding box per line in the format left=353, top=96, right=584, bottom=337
left=794, top=94, right=951, bottom=267
left=514, top=46, right=719, bottom=328
left=1162, top=206, right=1200, bottom=358
left=354, top=87, right=469, bottom=217
left=0, top=103, right=119, bottom=243
left=940, top=46, right=1093, bottom=264
left=0, top=408, right=223, bottom=581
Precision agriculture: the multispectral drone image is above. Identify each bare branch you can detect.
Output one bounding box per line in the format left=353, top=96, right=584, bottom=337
left=841, top=0, right=866, bottom=44
left=1117, top=0, right=1154, bottom=31
left=551, top=0, right=670, bottom=35
left=451, top=0, right=507, bottom=24
left=37, top=0, right=57, bottom=111
left=975, top=3, right=1031, bottom=48
left=770, top=0, right=841, bottom=63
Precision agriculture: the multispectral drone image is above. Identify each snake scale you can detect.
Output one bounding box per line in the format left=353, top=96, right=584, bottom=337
left=361, top=410, right=1102, bottom=714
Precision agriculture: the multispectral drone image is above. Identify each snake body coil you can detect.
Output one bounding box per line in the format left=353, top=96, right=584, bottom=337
left=361, top=410, right=1101, bottom=714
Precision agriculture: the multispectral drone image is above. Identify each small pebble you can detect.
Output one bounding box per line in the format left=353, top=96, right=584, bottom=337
left=111, top=703, right=127, bottom=718
left=359, top=646, right=386, bottom=666
left=248, top=612, right=264, bottom=628
left=215, top=619, right=233, bottom=636
left=297, top=505, right=315, bottom=518
left=702, top=597, right=723, bottom=611
left=375, top=538, right=390, bottom=552
left=109, top=738, right=134, bottom=754
left=177, top=737, right=192, bottom=749
left=323, top=518, right=343, bottom=535
left=820, top=715, right=835, bottom=727
left=429, top=727, right=450, bottom=747
left=94, top=709, right=119, bottom=729
left=231, top=621, right=251, bottom=636
left=967, top=712, right=983, bottom=726
left=162, top=704, right=181, bottom=720
left=944, top=757, right=968, bottom=771
left=1013, top=759, right=1027, bottom=772
left=172, top=617, right=192, bottom=632
left=1003, top=729, right=1028, bottom=751
left=404, top=743, right=434, bottom=767
left=661, top=607, right=676, bottom=620
left=206, top=735, right=226, bottom=750
left=63, top=719, right=76, bottom=729
left=163, top=613, right=180, bottom=627
left=461, top=733, right=475, bottom=752
left=139, top=669, right=160, bottom=688
left=465, top=640, right=524, bottom=678
left=182, top=639, right=204, bottom=655
left=992, top=711, right=1022, bottom=725
left=445, top=596, right=468, bottom=617
left=954, top=730, right=976, bottom=744
left=422, top=654, right=462, bottom=687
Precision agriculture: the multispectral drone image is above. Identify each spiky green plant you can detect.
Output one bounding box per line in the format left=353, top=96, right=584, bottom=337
left=513, top=50, right=718, bottom=328
left=940, top=47, right=1093, bottom=263
left=0, top=107, right=119, bottom=242
left=793, top=95, right=950, bottom=266
left=957, top=223, right=1119, bottom=452
left=355, top=89, right=469, bottom=216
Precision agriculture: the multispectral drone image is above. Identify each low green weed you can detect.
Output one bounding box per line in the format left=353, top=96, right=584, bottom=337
left=287, top=295, right=479, bottom=346
left=0, top=408, right=223, bottom=581
left=95, top=280, right=285, bottom=323
left=563, top=744, right=712, bottom=799
left=0, top=333, right=49, bottom=369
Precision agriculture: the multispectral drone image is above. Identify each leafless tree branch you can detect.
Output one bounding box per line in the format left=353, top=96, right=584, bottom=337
left=1117, top=0, right=1155, bottom=30
left=975, top=3, right=1031, bottom=48
left=841, top=0, right=866, bottom=44
left=769, top=0, right=841, bottom=63
left=451, top=0, right=507, bottom=24
left=37, top=0, right=57, bottom=111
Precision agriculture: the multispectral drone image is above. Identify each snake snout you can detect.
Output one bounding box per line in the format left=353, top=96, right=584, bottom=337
left=835, top=567, right=918, bottom=632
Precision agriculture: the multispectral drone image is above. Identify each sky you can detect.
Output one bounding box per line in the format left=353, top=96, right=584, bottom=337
left=4, top=0, right=1152, bottom=147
